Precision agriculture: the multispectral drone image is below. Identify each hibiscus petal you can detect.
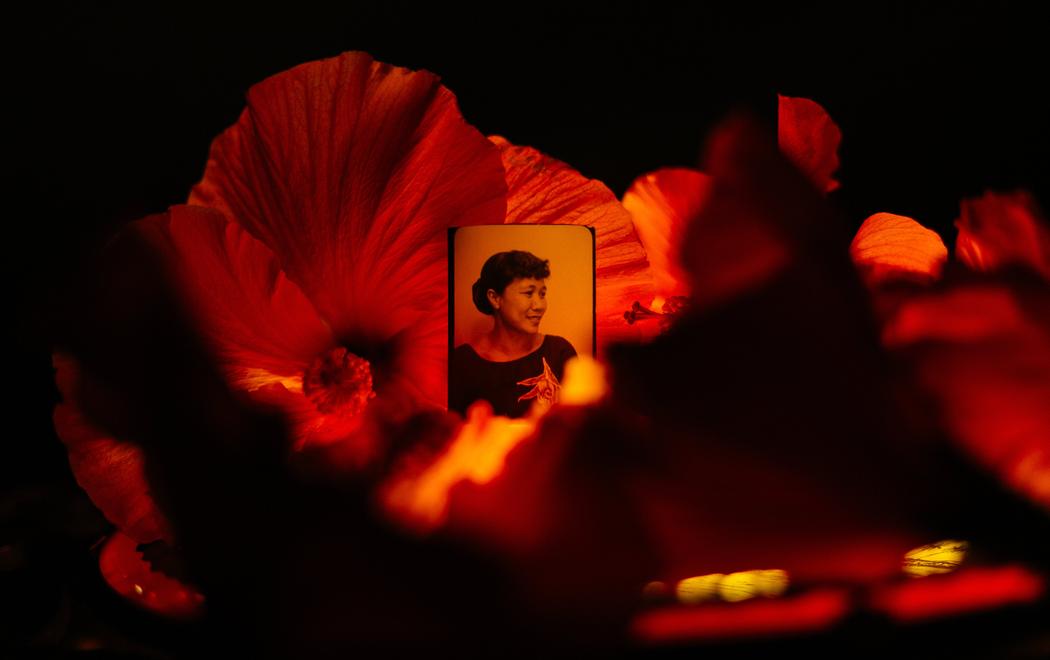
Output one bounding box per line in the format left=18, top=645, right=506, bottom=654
left=621, top=168, right=712, bottom=300
left=956, top=191, right=1050, bottom=280
left=190, top=52, right=507, bottom=409
left=53, top=353, right=171, bottom=544
left=99, top=531, right=205, bottom=620
left=490, top=136, right=653, bottom=351
left=777, top=95, right=842, bottom=194
left=883, top=279, right=1050, bottom=511
left=134, top=205, right=333, bottom=388
left=850, top=212, right=948, bottom=287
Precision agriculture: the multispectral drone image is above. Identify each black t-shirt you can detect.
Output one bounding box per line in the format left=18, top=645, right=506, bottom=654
left=450, top=335, right=578, bottom=418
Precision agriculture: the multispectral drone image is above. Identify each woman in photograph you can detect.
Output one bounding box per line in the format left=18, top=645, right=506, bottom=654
left=451, top=250, right=577, bottom=418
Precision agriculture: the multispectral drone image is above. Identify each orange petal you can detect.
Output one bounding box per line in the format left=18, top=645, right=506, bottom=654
left=850, top=212, right=948, bottom=287
left=491, top=136, right=653, bottom=350
left=956, top=191, right=1050, bottom=280
left=53, top=353, right=172, bottom=544
left=621, top=168, right=712, bottom=300
left=777, top=95, right=842, bottom=194
left=190, top=52, right=507, bottom=409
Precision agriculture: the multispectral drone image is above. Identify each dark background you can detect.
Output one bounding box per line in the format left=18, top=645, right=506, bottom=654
left=6, top=1, right=1049, bottom=654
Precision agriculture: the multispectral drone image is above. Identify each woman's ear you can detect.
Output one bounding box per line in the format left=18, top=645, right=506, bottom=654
left=486, top=288, right=500, bottom=311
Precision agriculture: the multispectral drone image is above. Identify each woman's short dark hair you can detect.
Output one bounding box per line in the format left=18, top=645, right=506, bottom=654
left=471, top=250, right=550, bottom=315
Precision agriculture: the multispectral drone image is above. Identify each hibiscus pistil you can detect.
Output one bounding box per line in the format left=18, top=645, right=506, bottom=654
left=302, top=347, right=376, bottom=417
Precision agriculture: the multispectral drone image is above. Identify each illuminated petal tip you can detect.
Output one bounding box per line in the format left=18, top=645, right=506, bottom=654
left=902, top=540, right=969, bottom=577
left=674, top=570, right=789, bottom=605
left=850, top=212, right=948, bottom=287
left=675, top=574, right=723, bottom=605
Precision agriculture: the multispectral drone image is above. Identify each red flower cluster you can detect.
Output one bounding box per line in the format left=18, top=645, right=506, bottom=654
left=52, top=53, right=1049, bottom=651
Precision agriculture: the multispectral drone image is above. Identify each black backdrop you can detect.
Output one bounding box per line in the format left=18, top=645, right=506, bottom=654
left=6, top=1, right=1049, bottom=651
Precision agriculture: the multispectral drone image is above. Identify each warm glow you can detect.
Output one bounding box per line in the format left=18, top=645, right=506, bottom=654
left=720, top=569, right=790, bottom=601
left=675, top=569, right=789, bottom=605
left=559, top=355, right=608, bottom=406
left=902, top=540, right=968, bottom=577
left=675, top=573, right=723, bottom=605
left=381, top=402, right=537, bottom=532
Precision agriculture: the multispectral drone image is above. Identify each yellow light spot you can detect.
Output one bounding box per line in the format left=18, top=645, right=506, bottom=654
left=560, top=356, right=608, bottom=406
left=674, top=569, right=789, bottom=605
left=753, top=569, right=790, bottom=597
left=903, top=540, right=969, bottom=577
left=675, top=573, right=723, bottom=605
left=133, top=584, right=144, bottom=595
left=719, top=571, right=763, bottom=603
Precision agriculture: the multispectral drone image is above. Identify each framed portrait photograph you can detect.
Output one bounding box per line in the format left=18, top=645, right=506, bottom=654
left=449, top=224, right=596, bottom=418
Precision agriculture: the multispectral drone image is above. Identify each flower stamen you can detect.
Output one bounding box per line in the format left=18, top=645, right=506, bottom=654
left=623, top=296, right=690, bottom=331
left=303, top=347, right=376, bottom=416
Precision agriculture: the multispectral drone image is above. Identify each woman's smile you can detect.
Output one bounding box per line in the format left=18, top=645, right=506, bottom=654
left=499, top=277, right=547, bottom=335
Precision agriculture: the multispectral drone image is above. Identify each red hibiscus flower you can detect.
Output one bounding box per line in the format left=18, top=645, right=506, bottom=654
left=53, top=52, right=651, bottom=567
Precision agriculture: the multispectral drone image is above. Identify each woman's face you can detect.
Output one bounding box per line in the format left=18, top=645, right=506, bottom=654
left=490, top=277, right=547, bottom=335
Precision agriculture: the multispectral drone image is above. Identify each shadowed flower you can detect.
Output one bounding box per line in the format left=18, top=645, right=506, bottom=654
left=618, top=92, right=1050, bottom=519
left=863, top=192, right=1050, bottom=512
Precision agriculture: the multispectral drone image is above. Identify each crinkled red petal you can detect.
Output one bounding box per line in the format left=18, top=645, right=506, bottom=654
left=621, top=167, right=712, bottom=300
left=956, top=191, right=1050, bottom=280
left=777, top=95, right=842, bottom=194
left=53, top=353, right=172, bottom=544
left=490, top=136, right=653, bottom=351
left=190, top=52, right=507, bottom=411
left=99, top=531, right=205, bottom=620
